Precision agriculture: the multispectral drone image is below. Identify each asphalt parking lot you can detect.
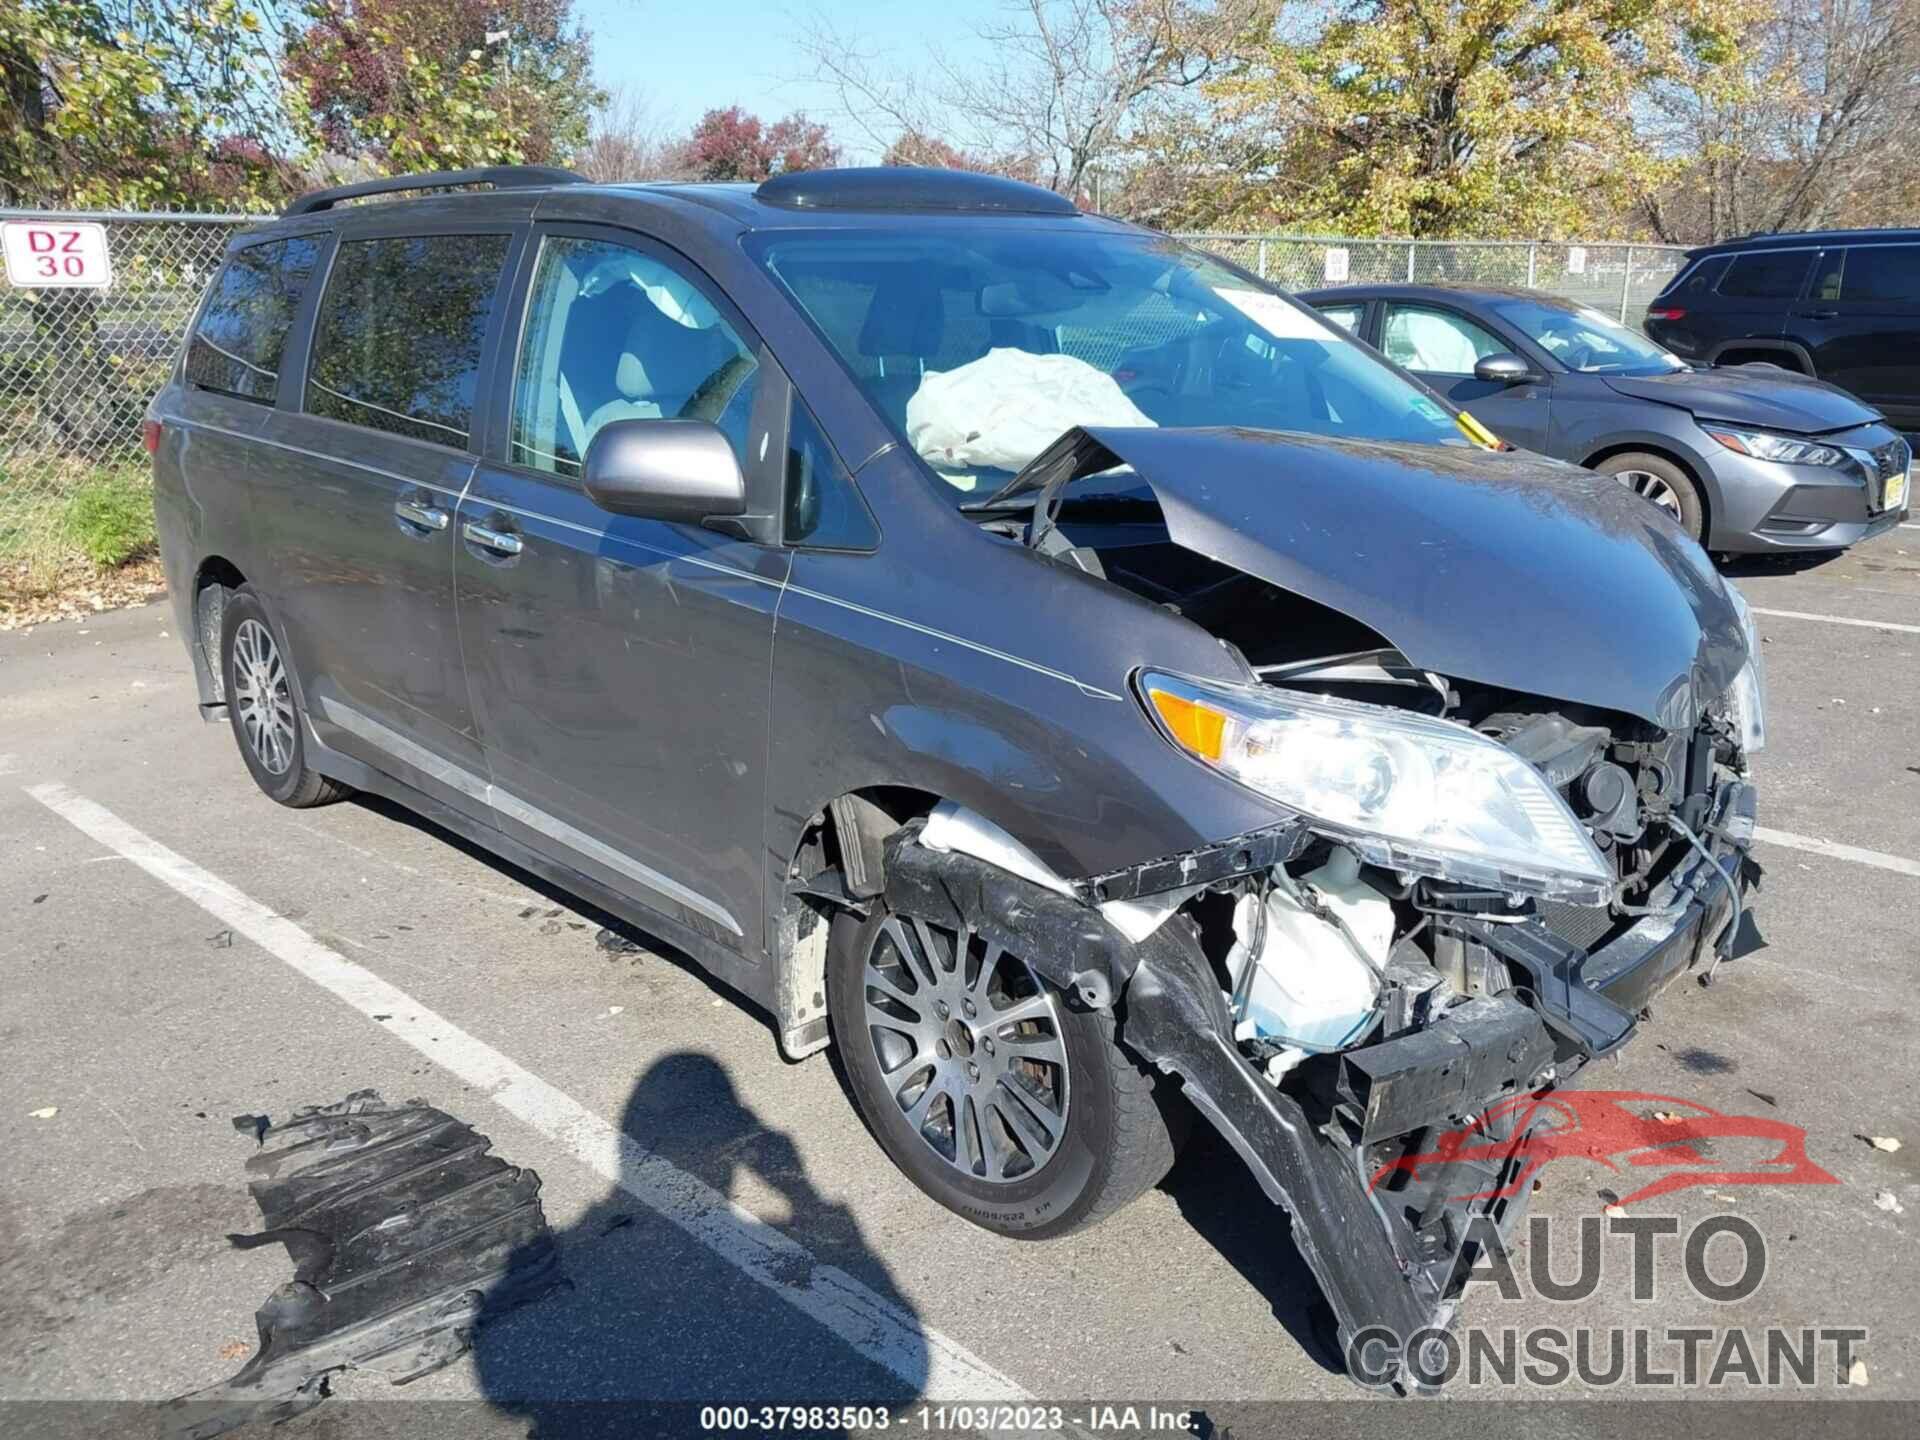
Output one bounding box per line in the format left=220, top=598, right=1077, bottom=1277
left=3, top=525, right=1917, bottom=1435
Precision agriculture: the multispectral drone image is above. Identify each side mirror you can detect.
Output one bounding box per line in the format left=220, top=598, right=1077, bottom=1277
left=1474, top=352, right=1536, bottom=385
left=582, top=419, right=747, bottom=524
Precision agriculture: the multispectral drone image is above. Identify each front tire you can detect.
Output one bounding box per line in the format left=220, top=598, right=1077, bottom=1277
left=1599, top=451, right=1706, bottom=542
left=827, top=902, right=1182, bottom=1240
left=220, top=586, right=350, bottom=809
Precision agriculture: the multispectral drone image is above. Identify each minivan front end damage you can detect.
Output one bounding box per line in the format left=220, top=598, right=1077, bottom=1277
left=887, top=696, right=1756, bottom=1389
left=878, top=420, right=1767, bottom=1385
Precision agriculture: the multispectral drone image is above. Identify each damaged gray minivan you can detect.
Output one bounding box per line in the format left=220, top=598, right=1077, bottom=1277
left=150, top=166, right=1765, bottom=1386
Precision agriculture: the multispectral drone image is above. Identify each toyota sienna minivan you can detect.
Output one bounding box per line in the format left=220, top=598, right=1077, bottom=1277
left=151, top=165, right=1766, bottom=1387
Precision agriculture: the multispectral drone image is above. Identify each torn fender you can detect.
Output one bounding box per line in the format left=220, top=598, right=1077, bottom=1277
left=885, top=824, right=1548, bottom=1388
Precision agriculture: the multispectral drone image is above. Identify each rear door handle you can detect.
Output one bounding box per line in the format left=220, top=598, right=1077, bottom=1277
left=394, top=498, right=449, bottom=531
left=462, top=519, right=524, bottom=557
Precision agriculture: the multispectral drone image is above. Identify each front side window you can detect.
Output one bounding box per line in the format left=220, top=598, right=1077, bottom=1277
left=1838, top=245, right=1920, bottom=303
left=1380, top=305, right=1506, bottom=375
left=1717, top=250, right=1813, bottom=300
left=510, top=236, right=759, bottom=479
left=185, top=236, right=321, bottom=403
left=1490, top=298, right=1683, bottom=376
left=305, top=232, right=511, bottom=447
left=750, top=229, right=1463, bottom=498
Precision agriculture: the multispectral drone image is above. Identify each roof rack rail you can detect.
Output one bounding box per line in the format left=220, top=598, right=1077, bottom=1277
left=284, top=165, right=586, bottom=217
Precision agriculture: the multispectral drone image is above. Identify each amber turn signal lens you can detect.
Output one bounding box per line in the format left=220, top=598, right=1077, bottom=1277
left=1146, top=685, right=1227, bottom=760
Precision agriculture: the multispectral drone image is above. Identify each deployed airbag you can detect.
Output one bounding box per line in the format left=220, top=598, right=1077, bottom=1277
left=905, top=347, right=1153, bottom=478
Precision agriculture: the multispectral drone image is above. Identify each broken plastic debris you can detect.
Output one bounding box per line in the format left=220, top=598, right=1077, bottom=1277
left=606, top=1005, right=624, bottom=1017
left=1874, top=1191, right=1905, bottom=1215
left=169, top=1090, right=561, bottom=1439
left=1867, top=1135, right=1903, bottom=1152
left=595, top=926, right=647, bottom=957
left=1603, top=1203, right=1628, bottom=1219
left=29, top=1106, right=57, bottom=1119
left=1844, top=1359, right=1869, bottom=1387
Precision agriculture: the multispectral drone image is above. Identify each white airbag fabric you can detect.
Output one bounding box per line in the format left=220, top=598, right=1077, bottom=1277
left=905, top=348, right=1154, bottom=474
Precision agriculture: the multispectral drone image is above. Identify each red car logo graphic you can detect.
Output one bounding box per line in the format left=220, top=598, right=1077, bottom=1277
left=1369, top=1090, right=1838, bottom=1208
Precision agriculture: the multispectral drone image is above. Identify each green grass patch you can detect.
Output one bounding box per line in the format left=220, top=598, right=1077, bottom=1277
left=0, top=453, right=156, bottom=601
left=62, top=468, right=157, bottom=567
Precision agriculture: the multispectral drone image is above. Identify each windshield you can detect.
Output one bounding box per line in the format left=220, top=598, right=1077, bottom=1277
left=748, top=228, right=1466, bottom=496
left=1491, top=298, right=1685, bottom=376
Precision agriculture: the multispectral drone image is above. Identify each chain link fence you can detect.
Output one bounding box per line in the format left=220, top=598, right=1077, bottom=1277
left=1174, top=235, right=1689, bottom=324
left=0, top=209, right=257, bottom=594
left=0, top=211, right=1685, bottom=599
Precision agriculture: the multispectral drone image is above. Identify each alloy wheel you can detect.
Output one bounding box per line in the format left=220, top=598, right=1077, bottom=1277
left=861, top=914, right=1071, bottom=1184
left=232, top=618, right=296, bottom=776
left=1614, top=468, right=1683, bottom=520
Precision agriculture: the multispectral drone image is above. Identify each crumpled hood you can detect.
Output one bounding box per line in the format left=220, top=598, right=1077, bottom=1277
left=1018, top=426, right=1749, bottom=730
left=1604, top=366, right=1882, bottom=432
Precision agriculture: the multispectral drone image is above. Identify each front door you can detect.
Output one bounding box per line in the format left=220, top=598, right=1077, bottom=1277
left=260, top=227, right=521, bottom=816
left=1794, top=244, right=1920, bottom=432
left=1378, top=301, right=1554, bottom=453
left=457, top=228, right=789, bottom=956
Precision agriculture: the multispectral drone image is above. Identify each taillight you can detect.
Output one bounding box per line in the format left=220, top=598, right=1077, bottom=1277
left=1645, top=306, right=1686, bottom=322
left=142, top=418, right=163, bottom=454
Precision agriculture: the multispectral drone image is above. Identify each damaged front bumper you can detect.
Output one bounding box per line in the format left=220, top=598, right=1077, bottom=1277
left=885, top=780, right=1757, bottom=1390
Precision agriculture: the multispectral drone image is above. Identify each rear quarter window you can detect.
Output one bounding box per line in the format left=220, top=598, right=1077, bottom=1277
left=305, top=232, right=511, bottom=448
left=1668, top=255, right=1730, bottom=299
left=1716, top=251, right=1814, bottom=300
left=184, top=236, right=322, bottom=404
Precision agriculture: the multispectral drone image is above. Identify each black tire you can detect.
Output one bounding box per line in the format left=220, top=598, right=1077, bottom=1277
left=219, top=586, right=351, bottom=809
left=1597, top=451, right=1706, bottom=542
left=827, top=903, right=1182, bottom=1240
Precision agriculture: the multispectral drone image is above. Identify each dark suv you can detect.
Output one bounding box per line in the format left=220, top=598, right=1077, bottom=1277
left=1644, top=228, right=1920, bottom=433
left=151, top=165, right=1765, bottom=1386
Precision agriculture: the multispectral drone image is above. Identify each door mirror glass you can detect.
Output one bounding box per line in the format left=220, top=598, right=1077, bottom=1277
left=1474, top=352, right=1535, bottom=385
left=583, top=418, right=747, bottom=523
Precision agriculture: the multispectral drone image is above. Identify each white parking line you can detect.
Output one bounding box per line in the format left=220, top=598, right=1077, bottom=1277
left=1754, top=825, right=1920, bottom=880
left=1751, top=606, right=1920, bottom=636
left=25, top=781, right=1034, bottom=1407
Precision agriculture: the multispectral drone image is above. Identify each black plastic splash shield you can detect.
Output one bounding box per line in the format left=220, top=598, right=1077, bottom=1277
left=167, top=1091, right=561, bottom=1438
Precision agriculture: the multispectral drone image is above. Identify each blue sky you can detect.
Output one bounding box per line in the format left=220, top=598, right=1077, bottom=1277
left=572, top=1, right=1004, bottom=160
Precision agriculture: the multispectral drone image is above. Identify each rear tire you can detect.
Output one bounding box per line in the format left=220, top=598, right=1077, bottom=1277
left=827, top=902, right=1182, bottom=1239
left=1598, top=451, right=1706, bottom=542
left=220, top=586, right=351, bottom=809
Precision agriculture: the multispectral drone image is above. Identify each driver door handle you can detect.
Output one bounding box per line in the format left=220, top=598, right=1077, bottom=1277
left=462, top=520, right=524, bottom=557
left=1796, top=309, right=1839, bottom=320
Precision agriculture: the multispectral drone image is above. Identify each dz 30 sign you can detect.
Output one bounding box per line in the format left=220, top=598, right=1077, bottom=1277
left=2, top=221, right=113, bottom=289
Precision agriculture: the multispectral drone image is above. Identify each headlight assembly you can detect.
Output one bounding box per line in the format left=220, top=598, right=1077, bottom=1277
left=1138, top=671, right=1613, bottom=903
left=1704, top=425, right=1847, bottom=468
left=1720, top=581, right=1768, bottom=754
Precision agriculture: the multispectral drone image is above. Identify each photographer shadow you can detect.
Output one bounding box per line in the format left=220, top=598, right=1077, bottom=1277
left=474, top=1050, right=928, bottom=1438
